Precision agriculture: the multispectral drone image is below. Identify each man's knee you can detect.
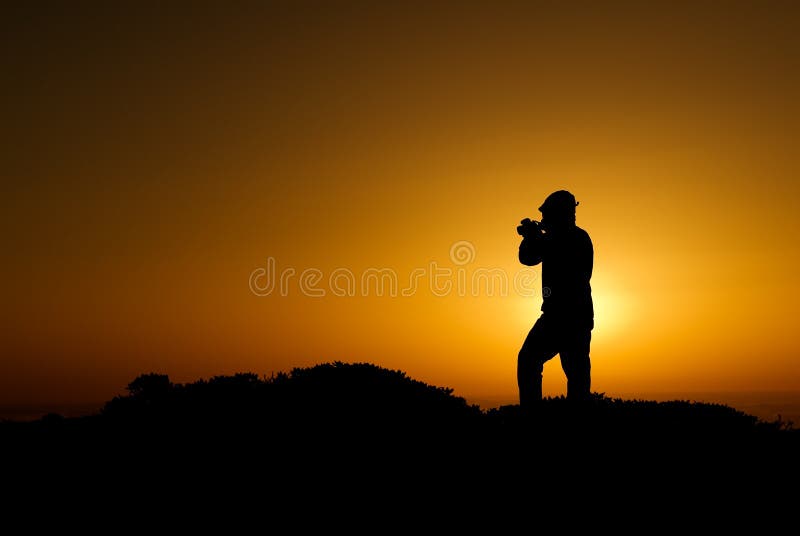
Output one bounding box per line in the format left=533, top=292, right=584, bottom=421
left=518, top=348, right=544, bottom=373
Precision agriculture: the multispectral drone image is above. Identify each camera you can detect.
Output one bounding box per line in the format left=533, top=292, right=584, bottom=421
left=517, top=218, right=542, bottom=237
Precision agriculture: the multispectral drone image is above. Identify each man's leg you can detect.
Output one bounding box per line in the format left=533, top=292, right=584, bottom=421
left=559, top=327, right=592, bottom=401
left=517, top=315, right=558, bottom=409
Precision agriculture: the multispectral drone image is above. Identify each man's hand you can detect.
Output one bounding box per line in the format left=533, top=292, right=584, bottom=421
left=517, top=218, right=541, bottom=238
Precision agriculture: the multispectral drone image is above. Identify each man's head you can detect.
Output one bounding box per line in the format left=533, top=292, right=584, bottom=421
left=539, top=190, right=578, bottom=230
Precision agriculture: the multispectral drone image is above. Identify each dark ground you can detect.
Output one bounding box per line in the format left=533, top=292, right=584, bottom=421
left=3, top=362, right=797, bottom=518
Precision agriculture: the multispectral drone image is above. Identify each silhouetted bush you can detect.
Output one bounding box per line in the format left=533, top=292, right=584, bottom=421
left=100, top=362, right=482, bottom=436
left=126, top=373, right=171, bottom=398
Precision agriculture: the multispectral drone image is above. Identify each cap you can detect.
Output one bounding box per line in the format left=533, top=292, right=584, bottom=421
left=538, top=190, right=578, bottom=213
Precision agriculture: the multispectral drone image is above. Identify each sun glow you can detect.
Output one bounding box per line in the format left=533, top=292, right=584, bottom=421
left=591, top=286, right=633, bottom=342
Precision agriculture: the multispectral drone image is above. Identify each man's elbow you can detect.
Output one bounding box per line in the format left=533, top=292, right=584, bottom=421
left=519, top=253, right=541, bottom=266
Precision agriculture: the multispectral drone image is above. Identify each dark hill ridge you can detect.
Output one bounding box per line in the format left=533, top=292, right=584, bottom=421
left=3, top=362, right=794, bottom=436
left=5, top=361, right=793, bottom=448
left=3, top=362, right=799, bottom=501
left=100, top=361, right=782, bottom=433
left=2, top=362, right=795, bottom=516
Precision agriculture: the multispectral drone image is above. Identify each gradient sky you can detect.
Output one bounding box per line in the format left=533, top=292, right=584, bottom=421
left=3, top=2, right=799, bottom=415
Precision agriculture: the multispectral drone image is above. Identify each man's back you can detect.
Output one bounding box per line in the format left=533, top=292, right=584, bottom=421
left=519, top=225, right=593, bottom=321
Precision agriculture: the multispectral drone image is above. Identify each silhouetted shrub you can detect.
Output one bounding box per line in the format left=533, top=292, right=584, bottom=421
left=126, top=373, right=171, bottom=398
left=100, top=362, right=481, bottom=435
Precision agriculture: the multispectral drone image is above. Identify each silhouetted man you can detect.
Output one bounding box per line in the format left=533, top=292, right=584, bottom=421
left=517, top=190, right=593, bottom=408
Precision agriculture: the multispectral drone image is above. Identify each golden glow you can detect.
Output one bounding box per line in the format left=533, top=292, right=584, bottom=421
left=591, top=278, right=634, bottom=342
left=3, top=3, right=800, bottom=416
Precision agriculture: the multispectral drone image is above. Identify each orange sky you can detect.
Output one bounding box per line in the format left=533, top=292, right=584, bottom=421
left=3, top=2, right=800, bottom=415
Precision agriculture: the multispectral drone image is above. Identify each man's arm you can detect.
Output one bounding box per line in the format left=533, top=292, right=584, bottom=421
left=519, top=235, right=543, bottom=266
